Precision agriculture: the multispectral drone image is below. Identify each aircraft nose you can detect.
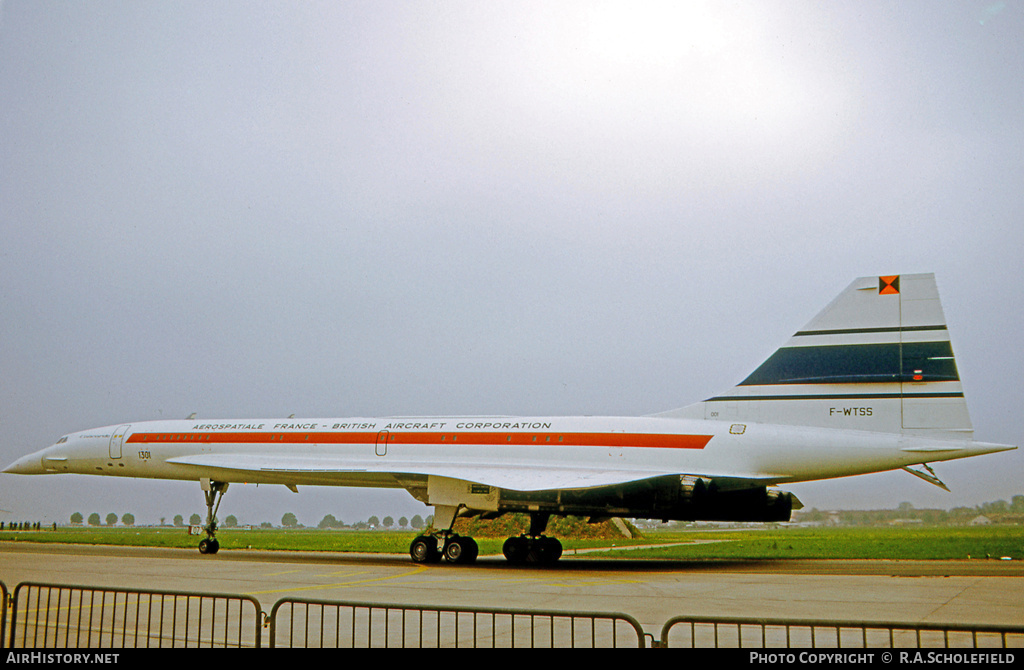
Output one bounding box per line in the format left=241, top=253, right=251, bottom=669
left=3, top=452, right=48, bottom=475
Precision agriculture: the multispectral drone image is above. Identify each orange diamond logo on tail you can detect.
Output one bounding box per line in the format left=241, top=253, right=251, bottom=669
left=879, top=275, right=900, bottom=295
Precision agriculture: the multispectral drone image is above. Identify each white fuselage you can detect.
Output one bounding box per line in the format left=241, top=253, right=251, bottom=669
left=7, top=415, right=1006, bottom=490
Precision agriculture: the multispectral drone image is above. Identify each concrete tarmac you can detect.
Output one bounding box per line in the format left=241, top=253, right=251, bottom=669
left=1, top=543, right=1022, bottom=639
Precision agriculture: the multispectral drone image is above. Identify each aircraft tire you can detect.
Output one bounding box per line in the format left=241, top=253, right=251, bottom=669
left=444, top=536, right=478, bottom=564
left=540, top=537, right=561, bottom=563
left=410, top=535, right=441, bottom=563
left=502, top=536, right=529, bottom=564
left=198, top=538, right=220, bottom=555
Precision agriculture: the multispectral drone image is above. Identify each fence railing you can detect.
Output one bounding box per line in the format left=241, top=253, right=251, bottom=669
left=3, top=579, right=1022, bottom=649
left=659, top=615, right=1024, bottom=649
left=8, top=582, right=262, bottom=648
left=268, top=597, right=648, bottom=648
left=1, top=581, right=7, bottom=649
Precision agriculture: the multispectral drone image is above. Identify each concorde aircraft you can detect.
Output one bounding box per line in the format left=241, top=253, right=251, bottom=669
left=4, top=274, right=1015, bottom=565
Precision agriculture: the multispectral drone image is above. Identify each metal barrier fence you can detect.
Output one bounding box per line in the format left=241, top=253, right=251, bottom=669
left=659, top=615, right=1024, bottom=649
left=1, top=581, right=8, bottom=649
left=268, top=597, right=648, bottom=648
left=4, top=579, right=1023, bottom=649
left=9, top=582, right=262, bottom=648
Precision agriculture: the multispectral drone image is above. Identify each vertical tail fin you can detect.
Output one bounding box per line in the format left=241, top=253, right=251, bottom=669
left=662, top=274, right=973, bottom=437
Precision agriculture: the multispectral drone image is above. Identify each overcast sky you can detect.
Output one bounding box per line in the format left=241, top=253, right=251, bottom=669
left=2, top=1, right=1021, bottom=528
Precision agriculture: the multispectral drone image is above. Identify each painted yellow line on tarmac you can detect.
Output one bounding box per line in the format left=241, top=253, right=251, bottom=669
left=548, top=578, right=644, bottom=588
left=315, top=569, right=371, bottom=578
left=245, top=565, right=429, bottom=596
left=404, top=567, right=643, bottom=590
left=565, top=541, right=713, bottom=555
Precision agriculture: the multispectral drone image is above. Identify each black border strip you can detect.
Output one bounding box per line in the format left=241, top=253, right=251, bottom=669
left=707, top=392, right=964, bottom=402
left=793, top=325, right=947, bottom=337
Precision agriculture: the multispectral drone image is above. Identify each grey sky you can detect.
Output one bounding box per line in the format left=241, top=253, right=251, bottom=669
left=2, top=1, right=1021, bottom=527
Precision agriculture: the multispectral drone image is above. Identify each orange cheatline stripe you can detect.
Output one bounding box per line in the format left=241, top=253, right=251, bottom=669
left=126, top=431, right=712, bottom=450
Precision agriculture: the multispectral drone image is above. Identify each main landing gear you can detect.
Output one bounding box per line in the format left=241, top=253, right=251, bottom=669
left=501, top=535, right=562, bottom=565
left=409, top=504, right=479, bottom=564
left=408, top=510, right=563, bottom=566
left=409, top=533, right=479, bottom=565
left=502, top=512, right=562, bottom=566
left=198, top=479, right=228, bottom=555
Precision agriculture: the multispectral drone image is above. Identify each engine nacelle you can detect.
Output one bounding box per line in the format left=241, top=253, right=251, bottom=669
left=494, top=474, right=797, bottom=523
left=672, top=477, right=794, bottom=522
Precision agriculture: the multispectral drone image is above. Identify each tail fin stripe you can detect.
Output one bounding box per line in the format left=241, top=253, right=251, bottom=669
left=740, top=342, right=960, bottom=387
left=794, top=325, right=947, bottom=338
left=707, top=392, right=964, bottom=402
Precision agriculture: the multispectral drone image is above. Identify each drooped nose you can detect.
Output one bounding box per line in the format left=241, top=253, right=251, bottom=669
left=2, top=451, right=49, bottom=475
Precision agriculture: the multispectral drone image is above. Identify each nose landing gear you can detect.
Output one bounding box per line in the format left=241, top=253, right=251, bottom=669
left=197, top=479, right=228, bottom=555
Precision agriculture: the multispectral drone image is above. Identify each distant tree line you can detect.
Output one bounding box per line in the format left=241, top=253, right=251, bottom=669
left=68, top=512, right=135, bottom=526
left=316, top=514, right=427, bottom=530
left=794, top=494, right=1024, bottom=526
left=52, top=495, right=1024, bottom=529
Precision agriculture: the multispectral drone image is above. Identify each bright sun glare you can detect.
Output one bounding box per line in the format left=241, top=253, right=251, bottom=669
left=560, top=1, right=854, bottom=183
left=585, top=1, right=736, bottom=66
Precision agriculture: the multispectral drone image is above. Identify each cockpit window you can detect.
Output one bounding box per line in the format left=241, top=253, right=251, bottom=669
left=56, top=436, right=68, bottom=444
